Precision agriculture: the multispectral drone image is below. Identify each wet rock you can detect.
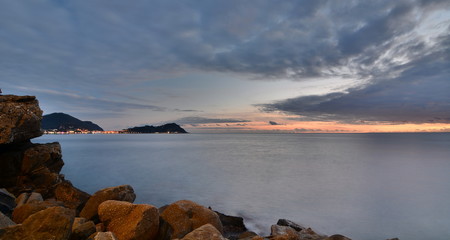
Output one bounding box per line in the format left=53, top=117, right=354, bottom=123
left=0, top=206, right=75, bottom=240
left=270, top=225, right=299, bottom=240
left=0, top=211, right=16, bottom=228
left=158, top=200, right=223, bottom=240
left=180, top=224, right=226, bottom=240
left=70, top=217, right=96, bottom=240
left=0, top=188, right=16, bottom=216
left=276, top=219, right=304, bottom=232
left=215, top=210, right=247, bottom=239
left=80, top=185, right=136, bottom=221
left=88, top=231, right=119, bottom=240
left=55, top=180, right=90, bottom=212
left=98, top=200, right=159, bottom=240
left=12, top=198, right=63, bottom=223
left=0, top=95, right=42, bottom=144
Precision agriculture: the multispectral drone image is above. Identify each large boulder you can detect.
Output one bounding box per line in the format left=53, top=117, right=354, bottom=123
left=80, top=185, right=136, bottom=221
left=0, top=141, right=64, bottom=197
left=158, top=200, right=223, bottom=240
left=180, top=224, right=226, bottom=240
left=98, top=200, right=159, bottom=240
left=55, top=180, right=91, bottom=212
left=0, top=206, right=75, bottom=240
left=0, top=95, right=42, bottom=144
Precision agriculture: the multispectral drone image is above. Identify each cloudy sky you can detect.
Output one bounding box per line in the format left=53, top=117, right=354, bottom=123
left=1, top=0, right=450, bottom=132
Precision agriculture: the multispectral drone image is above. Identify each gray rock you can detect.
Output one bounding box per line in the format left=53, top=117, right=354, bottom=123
left=79, top=185, right=136, bottom=221
left=276, top=219, right=304, bottom=232
left=0, top=188, right=16, bottom=215
left=0, top=95, right=43, bottom=144
left=0, top=211, right=16, bottom=228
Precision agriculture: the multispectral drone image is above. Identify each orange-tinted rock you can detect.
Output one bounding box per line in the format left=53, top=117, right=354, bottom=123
left=0, top=206, right=75, bottom=240
left=79, top=185, right=136, bottom=221
left=55, top=180, right=90, bottom=212
left=12, top=199, right=63, bottom=223
left=159, top=200, right=223, bottom=240
left=180, top=224, right=226, bottom=240
left=0, top=95, right=42, bottom=144
left=98, top=200, right=159, bottom=240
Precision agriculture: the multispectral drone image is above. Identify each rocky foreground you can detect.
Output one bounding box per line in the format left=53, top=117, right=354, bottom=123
left=0, top=95, right=398, bottom=240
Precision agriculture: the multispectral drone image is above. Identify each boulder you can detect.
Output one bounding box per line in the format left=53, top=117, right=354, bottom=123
left=0, top=188, right=16, bottom=216
left=80, top=185, right=136, bottom=221
left=215, top=210, right=247, bottom=238
left=0, top=142, right=64, bottom=197
left=12, top=199, right=63, bottom=223
left=55, top=180, right=91, bottom=212
left=276, top=219, right=304, bottom=232
left=180, top=224, right=226, bottom=240
left=98, top=200, right=159, bottom=240
left=0, top=95, right=42, bottom=144
left=70, top=217, right=96, bottom=240
left=0, top=206, right=75, bottom=240
left=270, top=225, right=300, bottom=240
left=158, top=200, right=223, bottom=240
left=0, top=211, right=16, bottom=228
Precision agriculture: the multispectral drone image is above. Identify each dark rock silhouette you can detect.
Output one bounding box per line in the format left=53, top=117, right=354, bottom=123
left=123, top=123, right=187, bottom=134
left=42, top=112, right=104, bottom=132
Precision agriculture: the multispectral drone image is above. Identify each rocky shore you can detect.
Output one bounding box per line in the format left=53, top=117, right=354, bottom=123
left=0, top=95, right=397, bottom=240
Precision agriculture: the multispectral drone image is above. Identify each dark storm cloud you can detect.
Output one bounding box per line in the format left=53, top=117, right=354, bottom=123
left=1, top=1, right=449, bottom=123
left=175, top=117, right=251, bottom=125
left=259, top=38, right=450, bottom=123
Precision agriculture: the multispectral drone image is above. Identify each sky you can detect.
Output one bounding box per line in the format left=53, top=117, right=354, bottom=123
left=1, top=0, right=450, bottom=133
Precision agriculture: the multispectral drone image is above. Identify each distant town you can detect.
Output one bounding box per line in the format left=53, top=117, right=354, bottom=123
left=43, top=129, right=185, bottom=134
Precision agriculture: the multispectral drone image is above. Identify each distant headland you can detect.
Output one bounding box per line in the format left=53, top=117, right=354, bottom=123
left=42, top=112, right=187, bottom=134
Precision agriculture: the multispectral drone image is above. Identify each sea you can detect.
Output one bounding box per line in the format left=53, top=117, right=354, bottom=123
left=33, top=133, right=450, bottom=240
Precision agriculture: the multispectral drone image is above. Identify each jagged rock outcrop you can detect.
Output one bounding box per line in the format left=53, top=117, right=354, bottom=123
left=0, top=95, right=66, bottom=200
left=0, top=95, right=42, bottom=144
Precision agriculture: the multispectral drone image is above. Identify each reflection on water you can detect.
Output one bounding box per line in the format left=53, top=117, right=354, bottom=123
left=34, top=133, right=450, bottom=240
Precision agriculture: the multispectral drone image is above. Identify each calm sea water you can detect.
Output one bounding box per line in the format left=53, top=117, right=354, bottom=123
left=33, top=133, right=450, bottom=240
